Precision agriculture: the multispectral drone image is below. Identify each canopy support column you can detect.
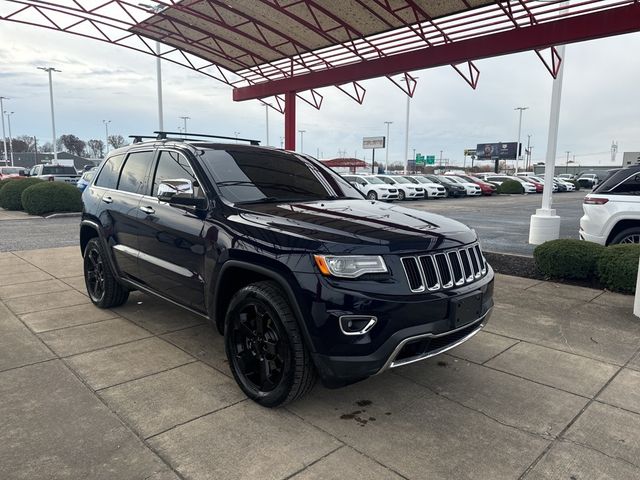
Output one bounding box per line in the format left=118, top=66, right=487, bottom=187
left=284, top=91, right=296, bottom=151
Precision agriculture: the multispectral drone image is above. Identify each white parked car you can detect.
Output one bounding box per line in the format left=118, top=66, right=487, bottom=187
left=577, top=173, right=599, bottom=188
left=403, top=176, right=446, bottom=198
left=443, top=175, right=482, bottom=196
left=580, top=167, right=640, bottom=244
left=343, top=174, right=399, bottom=201
left=376, top=175, right=425, bottom=200
left=554, top=177, right=576, bottom=191
left=485, top=175, right=537, bottom=194
left=528, top=175, right=558, bottom=192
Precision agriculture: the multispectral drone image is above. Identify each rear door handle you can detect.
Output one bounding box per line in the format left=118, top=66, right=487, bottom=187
left=102, top=196, right=113, bottom=204
left=139, top=206, right=155, bottom=215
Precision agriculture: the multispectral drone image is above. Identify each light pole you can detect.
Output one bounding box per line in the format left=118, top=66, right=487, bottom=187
left=0, top=97, right=8, bottom=165
left=565, top=150, right=571, bottom=173
left=526, top=134, right=532, bottom=170
left=103, top=120, right=111, bottom=155
left=234, top=131, right=240, bottom=143
left=529, top=0, right=569, bottom=245
left=399, top=76, right=417, bottom=174
left=139, top=3, right=164, bottom=130
left=179, top=116, right=190, bottom=136
left=298, top=130, right=306, bottom=153
left=265, top=104, right=270, bottom=146
left=514, top=106, right=528, bottom=173
left=384, top=121, right=393, bottom=171
left=4, top=111, right=14, bottom=166
left=38, top=67, right=61, bottom=162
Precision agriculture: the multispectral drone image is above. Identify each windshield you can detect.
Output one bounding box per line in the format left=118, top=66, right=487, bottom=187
left=42, top=166, right=77, bottom=175
left=364, top=176, right=385, bottom=184
left=200, top=148, right=362, bottom=204
left=448, top=176, right=468, bottom=183
left=391, top=176, right=411, bottom=184
left=412, top=177, right=432, bottom=184
left=437, top=176, right=455, bottom=185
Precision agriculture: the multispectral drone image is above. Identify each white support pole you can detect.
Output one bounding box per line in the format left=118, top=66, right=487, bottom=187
left=5, top=112, right=14, bottom=166
left=529, top=42, right=566, bottom=244
left=0, top=97, right=7, bottom=165
left=156, top=40, right=164, bottom=131
left=47, top=69, right=58, bottom=162
left=515, top=107, right=527, bottom=173
left=403, top=95, right=410, bottom=173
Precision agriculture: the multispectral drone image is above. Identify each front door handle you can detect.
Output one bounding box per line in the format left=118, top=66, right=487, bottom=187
left=102, top=196, right=113, bottom=204
left=139, top=206, right=155, bottom=215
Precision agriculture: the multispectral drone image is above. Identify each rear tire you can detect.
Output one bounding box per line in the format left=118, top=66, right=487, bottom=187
left=83, top=238, right=129, bottom=308
left=224, top=281, right=316, bottom=407
left=610, top=227, right=640, bottom=245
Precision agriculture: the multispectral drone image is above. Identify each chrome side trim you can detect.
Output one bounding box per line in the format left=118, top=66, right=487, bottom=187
left=376, top=308, right=492, bottom=374
left=112, top=244, right=194, bottom=278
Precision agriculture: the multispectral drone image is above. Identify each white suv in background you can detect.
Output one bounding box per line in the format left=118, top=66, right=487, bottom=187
left=580, top=167, right=640, bottom=244
left=403, top=176, right=447, bottom=198
left=376, top=175, right=425, bottom=200
left=343, top=174, right=399, bottom=201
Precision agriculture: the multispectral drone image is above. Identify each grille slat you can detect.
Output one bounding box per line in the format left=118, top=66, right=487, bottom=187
left=401, top=243, right=488, bottom=293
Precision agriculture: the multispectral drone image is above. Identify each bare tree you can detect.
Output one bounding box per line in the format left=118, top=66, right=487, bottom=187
left=15, top=135, right=36, bottom=152
left=59, top=134, right=86, bottom=156
left=87, top=139, right=105, bottom=158
left=41, top=142, right=53, bottom=153
left=108, top=134, right=127, bottom=149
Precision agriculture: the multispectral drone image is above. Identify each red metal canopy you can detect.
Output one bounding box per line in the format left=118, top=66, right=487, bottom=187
left=2, top=0, right=639, bottom=149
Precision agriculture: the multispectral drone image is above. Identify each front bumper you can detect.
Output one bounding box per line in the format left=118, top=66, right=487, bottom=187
left=299, top=268, right=494, bottom=387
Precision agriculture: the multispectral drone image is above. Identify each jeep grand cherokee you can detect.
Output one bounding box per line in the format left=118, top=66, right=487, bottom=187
left=80, top=134, right=494, bottom=407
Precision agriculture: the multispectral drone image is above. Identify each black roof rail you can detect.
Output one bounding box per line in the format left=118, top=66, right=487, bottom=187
left=153, top=131, right=261, bottom=146
left=129, top=135, right=158, bottom=144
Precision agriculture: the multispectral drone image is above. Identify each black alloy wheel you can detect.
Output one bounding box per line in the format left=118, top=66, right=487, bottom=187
left=225, top=281, right=316, bottom=407
left=83, top=238, right=130, bottom=308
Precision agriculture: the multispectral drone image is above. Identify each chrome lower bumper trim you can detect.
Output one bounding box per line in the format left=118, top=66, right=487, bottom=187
left=376, top=308, right=492, bottom=374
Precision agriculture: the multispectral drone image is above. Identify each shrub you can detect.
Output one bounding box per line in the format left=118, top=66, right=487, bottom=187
left=497, top=179, right=524, bottom=194
left=0, top=178, right=44, bottom=210
left=597, top=244, right=640, bottom=293
left=568, top=180, right=581, bottom=191
left=0, top=178, right=16, bottom=192
left=534, top=239, right=605, bottom=280
left=21, top=181, right=83, bottom=215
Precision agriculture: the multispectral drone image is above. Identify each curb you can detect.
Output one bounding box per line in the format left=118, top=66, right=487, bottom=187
left=45, top=212, right=82, bottom=219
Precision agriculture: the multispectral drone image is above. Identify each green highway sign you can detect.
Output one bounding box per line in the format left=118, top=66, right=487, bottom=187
left=426, top=155, right=435, bottom=165
left=415, top=153, right=425, bottom=165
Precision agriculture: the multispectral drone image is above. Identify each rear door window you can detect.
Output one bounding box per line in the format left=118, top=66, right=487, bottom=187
left=117, top=151, right=156, bottom=194
left=94, top=154, right=125, bottom=189
left=609, top=173, right=640, bottom=195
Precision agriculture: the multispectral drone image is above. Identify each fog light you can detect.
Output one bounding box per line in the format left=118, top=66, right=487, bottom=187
left=339, top=315, right=377, bottom=336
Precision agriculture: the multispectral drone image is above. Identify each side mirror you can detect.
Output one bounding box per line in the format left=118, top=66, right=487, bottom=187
left=158, top=179, right=207, bottom=210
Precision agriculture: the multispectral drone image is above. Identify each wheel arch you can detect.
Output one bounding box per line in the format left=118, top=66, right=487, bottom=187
left=211, top=260, right=315, bottom=352
left=606, top=219, right=640, bottom=245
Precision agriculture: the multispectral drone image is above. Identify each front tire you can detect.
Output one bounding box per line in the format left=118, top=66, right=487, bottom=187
left=366, top=191, right=377, bottom=200
left=398, top=190, right=406, bottom=201
left=224, top=281, right=316, bottom=407
left=610, top=227, right=640, bottom=245
left=83, top=238, right=129, bottom=308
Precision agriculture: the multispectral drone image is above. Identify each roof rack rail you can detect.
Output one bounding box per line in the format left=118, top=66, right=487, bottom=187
left=129, top=135, right=158, bottom=144
left=153, top=131, right=260, bottom=146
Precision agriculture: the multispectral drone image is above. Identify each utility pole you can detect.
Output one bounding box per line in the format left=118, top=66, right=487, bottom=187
left=0, top=97, right=8, bottom=165
left=526, top=134, right=532, bottom=170
left=565, top=150, right=571, bottom=174
left=439, top=150, right=443, bottom=168
left=37, top=67, right=61, bottom=162
left=34, top=136, right=38, bottom=164
left=384, top=121, right=393, bottom=172
left=299, top=130, right=306, bottom=153
left=103, top=120, right=111, bottom=155
left=514, top=106, right=528, bottom=173
left=4, top=111, right=14, bottom=166
left=234, top=131, right=240, bottom=143
left=179, top=116, right=190, bottom=136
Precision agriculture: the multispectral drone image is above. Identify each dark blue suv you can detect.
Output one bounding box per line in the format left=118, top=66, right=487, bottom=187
left=80, top=134, right=494, bottom=407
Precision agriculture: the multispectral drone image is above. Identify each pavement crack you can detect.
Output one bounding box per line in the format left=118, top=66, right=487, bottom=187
left=560, top=438, right=640, bottom=470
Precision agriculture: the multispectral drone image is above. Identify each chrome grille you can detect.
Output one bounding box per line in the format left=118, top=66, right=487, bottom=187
left=401, top=243, right=488, bottom=293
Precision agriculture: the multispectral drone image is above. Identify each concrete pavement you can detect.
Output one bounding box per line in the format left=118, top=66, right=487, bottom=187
left=1, top=246, right=639, bottom=479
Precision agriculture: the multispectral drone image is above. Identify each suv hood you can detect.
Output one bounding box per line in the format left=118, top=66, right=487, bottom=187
left=232, top=199, right=476, bottom=254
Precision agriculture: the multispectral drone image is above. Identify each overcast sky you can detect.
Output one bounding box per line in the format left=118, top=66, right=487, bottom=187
left=0, top=20, right=638, bottom=167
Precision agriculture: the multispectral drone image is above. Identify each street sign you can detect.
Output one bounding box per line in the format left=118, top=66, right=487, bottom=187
left=363, top=136, right=385, bottom=149
left=464, top=148, right=476, bottom=156
left=415, top=153, right=425, bottom=166
left=426, top=155, right=435, bottom=165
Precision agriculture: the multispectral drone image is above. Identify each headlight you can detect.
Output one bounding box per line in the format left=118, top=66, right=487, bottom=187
left=313, top=255, right=387, bottom=278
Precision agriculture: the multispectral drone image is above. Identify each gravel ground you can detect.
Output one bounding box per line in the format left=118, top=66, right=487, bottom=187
left=0, top=216, right=80, bottom=252
left=0, top=192, right=585, bottom=254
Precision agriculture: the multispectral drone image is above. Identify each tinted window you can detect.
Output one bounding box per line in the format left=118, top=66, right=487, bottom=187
left=152, top=150, right=202, bottom=197
left=201, top=149, right=361, bottom=203
left=610, top=173, right=640, bottom=195
left=117, top=151, right=155, bottom=194
left=42, top=166, right=77, bottom=175
left=95, top=154, right=125, bottom=189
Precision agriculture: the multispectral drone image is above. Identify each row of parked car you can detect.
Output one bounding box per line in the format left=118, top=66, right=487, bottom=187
left=342, top=172, right=577, bottom=201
